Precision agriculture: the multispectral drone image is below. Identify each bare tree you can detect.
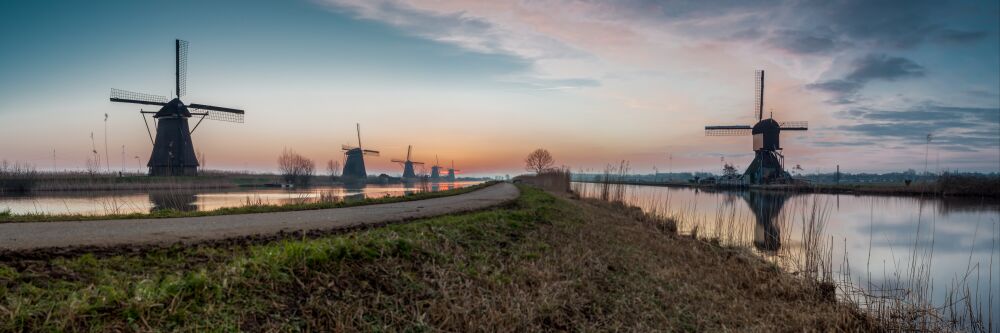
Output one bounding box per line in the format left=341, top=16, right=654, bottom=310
left=525, top=148, right=555, bottom=173
left=326, top=159, right=341, bottom=178
left=722, top=163, right=738, bottom=177
left=278, top=148, right=316, bottom=186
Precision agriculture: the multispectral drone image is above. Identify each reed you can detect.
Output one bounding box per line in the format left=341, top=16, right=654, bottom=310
left=572, top=175, right=996, bottom=332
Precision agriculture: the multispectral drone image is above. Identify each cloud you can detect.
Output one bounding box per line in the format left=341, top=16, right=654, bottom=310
left=845, top=54, right=925, bottom=81
left=934, top=29, right=989, bottom=43
left=808, top=54, right=925, bottom=101
left=766, top=29, right=844, bottom=54
left=835, top=104, right=999, bottom=149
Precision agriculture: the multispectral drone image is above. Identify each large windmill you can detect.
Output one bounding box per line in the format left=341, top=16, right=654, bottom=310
left=109, top=39, right=244, bottom=176
left=391, top=145, right=424, bottom=179
left=446, top=160, right=461, bottom=181
left=704, top=70, right=808, bottom=184
left=430, top=155, right=442, bottom=180
left=341, top=123, right=379, bottom=180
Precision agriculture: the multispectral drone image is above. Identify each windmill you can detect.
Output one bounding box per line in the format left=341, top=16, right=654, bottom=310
left=446, top=160, right=461, bottom=181
left=341, top=123, right=379, bottom=180
left=430, top=155, right=442, bottom=180
left=109, top=39, right=244, bottom=176
left=704, top=70, right=808, bottom=184
left=391, top=145, right=424, bottom=179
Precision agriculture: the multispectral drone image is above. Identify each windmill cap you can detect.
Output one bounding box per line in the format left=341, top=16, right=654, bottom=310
left=154, top=98, right=192, bottom=118
left=752, top=118, right=780, bottom=134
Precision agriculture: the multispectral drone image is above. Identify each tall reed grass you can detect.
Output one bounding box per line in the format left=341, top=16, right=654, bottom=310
left=571, top=166, right=996, bottom=332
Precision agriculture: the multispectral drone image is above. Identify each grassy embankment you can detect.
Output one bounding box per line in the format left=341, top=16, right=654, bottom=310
left=0, top=182, right=493, bottom=223
left=576, top=173, right=1000, bottom=198
left=0, top=185, right=872, bottom=331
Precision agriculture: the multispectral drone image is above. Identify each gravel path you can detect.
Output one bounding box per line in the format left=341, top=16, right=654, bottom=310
left=0, top=183, right=519, bottom=251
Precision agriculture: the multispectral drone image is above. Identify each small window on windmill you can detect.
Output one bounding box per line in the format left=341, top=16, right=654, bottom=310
left=753, top=133, right=764, bottom=151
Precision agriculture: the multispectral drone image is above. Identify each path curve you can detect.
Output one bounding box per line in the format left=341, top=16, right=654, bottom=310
left=0, top=183, right=519, bottom=251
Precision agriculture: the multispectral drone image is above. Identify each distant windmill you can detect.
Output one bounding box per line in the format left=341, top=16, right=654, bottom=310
left=341, top=123, right=379, bottom=180
left=446, top=160, right=461, bottom=181
left=430, top=155, right=442, bottom=180
left=109, top=39, right=244, bottom=176
left=391, top=145, right=424, bottom=179
left=704, top=70, right=808, bottom=184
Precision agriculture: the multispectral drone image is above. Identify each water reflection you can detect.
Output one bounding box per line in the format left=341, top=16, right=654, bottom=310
left=0, top=181, right=483, bottom=216
left=742, top=191, right=790, bottom=254
left=149, top=191, right=198, bottom=212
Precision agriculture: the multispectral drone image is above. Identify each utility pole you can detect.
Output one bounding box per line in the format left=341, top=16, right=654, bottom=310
left=924, top=133, right=932, bottom=179
left=104, top=113, right=110, bottom=173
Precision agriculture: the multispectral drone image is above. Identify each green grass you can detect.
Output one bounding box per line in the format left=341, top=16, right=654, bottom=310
left=0, top=185, right=557, bottom=331
left=0, top=182, right=494, bottom=223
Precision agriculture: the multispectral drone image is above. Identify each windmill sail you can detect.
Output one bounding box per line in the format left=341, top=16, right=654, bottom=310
left=110, top=89, right=168, bottom=106
left=176, top=39, right=188, bottom=98
left=705, top=125, right=752, bottom=136
left=754, top=70, right=764, bottom=121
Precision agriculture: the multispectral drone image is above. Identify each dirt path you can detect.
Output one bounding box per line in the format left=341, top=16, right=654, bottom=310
left=0, top=183, right=519, bottom=251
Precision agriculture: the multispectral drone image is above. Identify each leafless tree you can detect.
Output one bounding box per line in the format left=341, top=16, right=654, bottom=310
left=525, top=148, right=555, bottom=174
left=326, top=160, right=341, bottom=178
left=723, top=163, right=738, bottom=177
left=278, top=148, right=316, bottom=186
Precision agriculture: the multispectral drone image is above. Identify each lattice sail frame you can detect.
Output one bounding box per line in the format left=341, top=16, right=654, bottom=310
left=705, top=126, right=752, bottom=136
left=176, top=39, right=188, bottom=97
left=110, top=88, right=168, bottom=104
left=204, top=110, right=243, bottom=123
left=753, top=70, right=764, bottom=121
left=778, top=121, right=808, bottom=130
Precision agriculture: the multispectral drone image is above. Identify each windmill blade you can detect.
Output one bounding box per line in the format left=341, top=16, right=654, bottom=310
left=342, top=144, right=357, bottom=151
left=110, top=88, right=168, bottom=106
left=779, top=121, right=808, bottom=131
left=203, top=110, right=244, bottom=123
left=754, top=70, right=764, bottom=121
left=406, top=145, right=412, bottom=161
left=189, top=103, right=244, bottom=123
left=188, top=103, right=243, bottom=114
left=391, top=159, right=406, bottom=163
left=705, top=125, right=752, bottom=136
left=411, top=161, right=425, bottom=165
left=176, top=39, right=188, bottom=97
left=363, top=149, right=380, bottom=156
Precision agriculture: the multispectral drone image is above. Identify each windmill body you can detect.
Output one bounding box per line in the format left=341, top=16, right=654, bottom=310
left=704, top=70, right=807, bottom=184
left=446, top=160, right=460, bottom=181
left=109, top=39, right=244, bottom=176
left=149, top=99, right=199, bottom=175
left=392, top=145, right=424, bottom=179
left=430, top=166, right=441, bottom=179
left=342, top=124, right=379, bottom=181
left=430, top=155, right=442, bottom=180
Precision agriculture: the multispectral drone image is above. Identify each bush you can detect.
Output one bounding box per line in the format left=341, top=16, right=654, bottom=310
left=0, top=160, right=38, bottom=193
left=277, top=149, right=315, bottom=186
left=936, top=172, right=1000, bottom=196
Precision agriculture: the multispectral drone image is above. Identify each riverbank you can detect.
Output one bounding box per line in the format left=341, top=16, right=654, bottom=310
left=0, top=182, right=494, bottom=223
left=575, top=176, right=999, bottom=198
left=0, top=185, right=873, bottom=331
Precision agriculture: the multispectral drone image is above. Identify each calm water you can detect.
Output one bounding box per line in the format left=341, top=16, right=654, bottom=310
left=574, top=182, right=999, bottom=324
left=0, top=181, right=481, bottom=215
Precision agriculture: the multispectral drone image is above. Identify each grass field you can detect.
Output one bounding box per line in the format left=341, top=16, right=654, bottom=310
left=0, top=185, right=872, bottom=331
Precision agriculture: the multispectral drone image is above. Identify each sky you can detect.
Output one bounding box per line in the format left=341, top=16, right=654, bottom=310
left=0, top=0, right=998, bottom=176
